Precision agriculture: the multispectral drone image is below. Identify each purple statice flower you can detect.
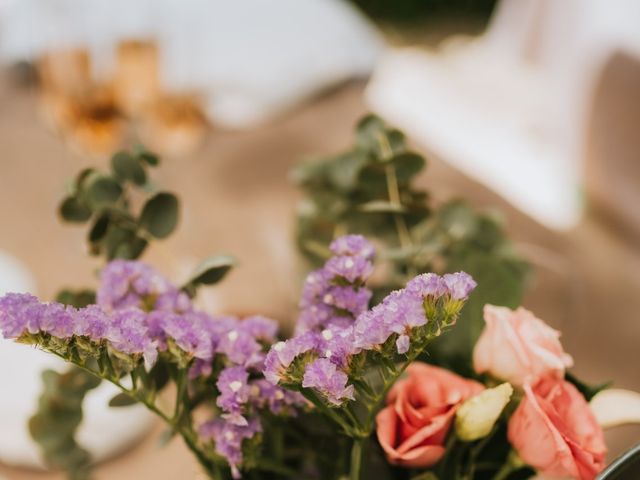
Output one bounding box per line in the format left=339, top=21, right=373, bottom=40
left=37, top=302, right=77, bottom=338
left=97, top=260, right=191, bottom=313
left=352, top=288, right=426, bottom=351
left=196, top=313, right=239, bottom=351
left=107, top=307, right=158, bottom=368
left=249, top=379, right=306, bottom=415
left=264, top=332, right=319, bottom=384
left=217, top=366, right=250, bottom=426
left=295, top=243, right=374, bottom=334
left=73, top=304, right=110, bottom=340
left=302, top=358, right=354, bottom=406
left=322, top=285, right=372, bottom=318
left=0, top=293, right=80, bottom=339
left=0, top=293, right=41, bottom=338
left=153, top=311, right=213, bottom=360
left=296, top=269, right=334, bottom=332
left=329, top=234, right=375, bottom=261
left=406, top=273, right=447, bottom=298
left=380, top=289, right=427, bottom=333
left=396, top=334, right=410, bottom=354
left=238, top=315, right=278, bottom=343
left=199, top=417, right=262, bottom=479
left=443, top=272, right=477, bottom=300
left=352, top=304, right=393, bottom=351
left=317, top=326, right=360, bottom=369
left=216, top=327, right=264, bottom=368
left=324, top=255, right=373, bottom=284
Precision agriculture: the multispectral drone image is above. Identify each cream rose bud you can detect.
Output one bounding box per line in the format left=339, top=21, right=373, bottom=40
left=473, top=305, right=573, bottom=386
left=456, top=383, right=513, bottom=441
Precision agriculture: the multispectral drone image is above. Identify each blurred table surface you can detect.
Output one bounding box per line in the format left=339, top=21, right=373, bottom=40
left=0, top=76, right=638, bottom=479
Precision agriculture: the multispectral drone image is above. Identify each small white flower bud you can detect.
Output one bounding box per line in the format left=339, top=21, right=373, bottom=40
left=456, top=383, right=513, bottom=441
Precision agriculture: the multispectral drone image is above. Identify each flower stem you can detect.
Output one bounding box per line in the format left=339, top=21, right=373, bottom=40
left=349, top=437, right=364, bottom=480
left=493, top=450, right=523, bottom=480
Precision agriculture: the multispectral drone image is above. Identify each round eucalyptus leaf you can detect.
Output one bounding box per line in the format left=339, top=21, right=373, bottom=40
left=356, top=114, right=386, bottom=152
left=111, top=235, right=148, bottom=260
left=139, top=192, right=179, bottom=239
left=59, top=196, right=92, bottom=223
left=385, top=128, right=406, bottom=154
left=388, top=152, right=425, bottom=183
left=74, top=168, right=96, bottom=191
left=88, top=214, right=110, bottom=244
left=184, top=255, right=237, bottom=290
left=108, top=392, right=138, bottom=407
left=55, top=289, right=96, bottom=308
left=137, top=150, right=160, bottom=166
left=104, top=225, right=134, bottom=260
left=111, top=151, right=147, bottom=186
left=85, top=175, right=123, bottom=209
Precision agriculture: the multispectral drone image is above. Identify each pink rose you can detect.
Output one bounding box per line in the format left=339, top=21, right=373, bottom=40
left=473, top=305, right=573, bottom=386
left=508, top=378, right=607, bottom=479
left=376, top=362, right=483, bottom=468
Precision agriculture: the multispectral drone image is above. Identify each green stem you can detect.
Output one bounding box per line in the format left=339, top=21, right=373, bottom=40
left=298, top=388, right=356, bottom=435
left=362, top=348, right=422, bottom=432
left=377, top=134, right=412, bottom=247
left=349, top=438, right=364, bottom=480
left=492, top=451, right=522, bottom=480
left=173, top=368, right=188, bottom=422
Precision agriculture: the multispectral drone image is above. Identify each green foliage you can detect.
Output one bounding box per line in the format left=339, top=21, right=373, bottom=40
left=181, top=255, right=238, bottom=297
left=293, top=114, right=529, bottom=374
left=28, top=368, right=101, bottom=480
left=139, top=192, right=179, bottom=239
left=58, top=148, right=179, bottom=260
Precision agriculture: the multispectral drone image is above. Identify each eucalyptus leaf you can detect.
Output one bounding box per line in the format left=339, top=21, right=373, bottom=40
left=108, top=392, right=138, bottom=407
left=88, top=214, right=110, bottom=250
left=56, top=289, right=96, bottom=308
left=139, top=192, right=179, bottom=239
left=85, top=174, right=123, bottom=210
left=111, top=151, right=147, bottom=186
left=389, top=152, right=425, bottom=183
left=356, top=114, right=386, bottom=153
left=59, top=196, right=91, bottom=223
left=137, top=149, right=160, bottom=166
left=326, top=152, right=368, bottom=192
left=183, top=255, right=237, bottom=293
left=74, top=168, right=96, bottom=191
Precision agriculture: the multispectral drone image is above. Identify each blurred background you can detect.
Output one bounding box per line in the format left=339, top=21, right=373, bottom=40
left=0, top=0, right=638, bottom=478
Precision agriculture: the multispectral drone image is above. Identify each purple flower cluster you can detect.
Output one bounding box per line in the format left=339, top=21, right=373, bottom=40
left=264, top=239, right=477, bottom=407
left=199, top=417, right=262, bottom=479
left=0, top=292, right=159, bottom=367
left=97, top=260, right=191, bottom=313
left=211, top=364, right=304, bottom=476
left=302, top=358, right=354, bottom=405
left=0, top=260, right=307, bottom=479
left=296, top=235, right=374, bottom=334
left=0, top=237, right=478, bottom=479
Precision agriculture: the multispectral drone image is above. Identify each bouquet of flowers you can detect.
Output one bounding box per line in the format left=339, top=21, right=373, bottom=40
left=0, top=118, right=621, bottom=480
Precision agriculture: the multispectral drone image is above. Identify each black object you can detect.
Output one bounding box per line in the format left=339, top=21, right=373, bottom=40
left=599, top=443, right=640, bottom=479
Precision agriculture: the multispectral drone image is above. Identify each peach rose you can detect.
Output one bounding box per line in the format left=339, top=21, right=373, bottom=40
left=473, top=305, right=573, bottom=386
left=376, top=362, right=484, bottom=468
left=508, top=378, right=607, bottom=480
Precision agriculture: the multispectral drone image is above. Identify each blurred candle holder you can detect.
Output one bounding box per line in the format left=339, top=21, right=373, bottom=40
left=34, top=41, right=208, bottom=158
